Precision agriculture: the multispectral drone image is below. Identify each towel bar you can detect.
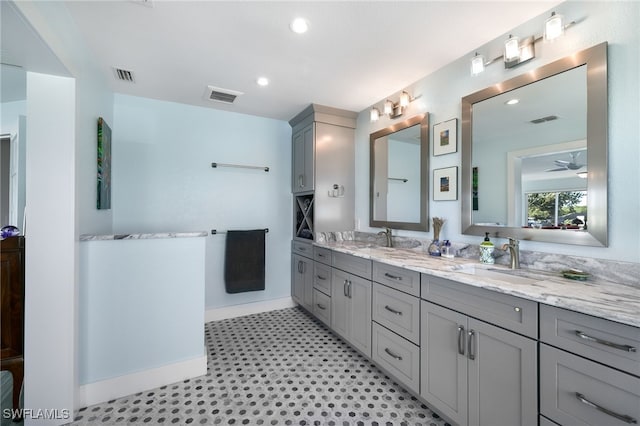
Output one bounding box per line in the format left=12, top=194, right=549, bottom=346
left=211, top=228, right=269, bottom=235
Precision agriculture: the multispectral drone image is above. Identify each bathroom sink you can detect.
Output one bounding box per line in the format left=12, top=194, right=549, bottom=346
left=454, top=264, right=540, bottom=285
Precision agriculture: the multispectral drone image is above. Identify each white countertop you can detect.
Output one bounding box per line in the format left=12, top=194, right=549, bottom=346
left=80, top=231, right=208, bottom=241
left=316, top=241, right=640, bottom=328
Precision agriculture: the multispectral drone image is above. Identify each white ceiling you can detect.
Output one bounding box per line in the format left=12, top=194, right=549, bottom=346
left=56, top=0, right=561, bottom=121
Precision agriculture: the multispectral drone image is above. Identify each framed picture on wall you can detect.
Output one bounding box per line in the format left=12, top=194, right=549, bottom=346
left=433, top=118, right=458, bottom=156
left=433, top=166, right=458, bottom=201
left=97, top=117, right=112, bottom=210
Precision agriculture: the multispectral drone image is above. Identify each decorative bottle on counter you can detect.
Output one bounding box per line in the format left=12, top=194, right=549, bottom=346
left=479, top=232, right=495, bottom=264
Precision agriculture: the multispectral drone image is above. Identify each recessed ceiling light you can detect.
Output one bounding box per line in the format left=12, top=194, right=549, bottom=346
left=257, top=77, right=269, bottom=87
left=290, top=17, right=308, bottom=34
left=505, top=98, right=520, bottom=105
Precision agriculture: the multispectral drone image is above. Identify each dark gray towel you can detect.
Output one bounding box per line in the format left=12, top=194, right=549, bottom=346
left=224, top=230, right=265, bottom=293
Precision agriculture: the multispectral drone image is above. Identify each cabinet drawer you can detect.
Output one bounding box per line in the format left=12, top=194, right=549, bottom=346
left=540, top=304, right=640, bottom=376
left=332, top=251, right=372, bottom=280
left=373, top=261, right=420, bottom=297
left=292, top=240, right=313, bottom=258
left=372, top=322, right=420, bottom=394
left=373, top=283, right=420, bottom=344
left=313, top=246, right=332, bottom=265
left=540, top=344, right=640, bottom=426
left=313, top=289, right=331, bottom=327
left=313, top=263, right=332, bottom=295
left=421, top=274, right=538, bottom=339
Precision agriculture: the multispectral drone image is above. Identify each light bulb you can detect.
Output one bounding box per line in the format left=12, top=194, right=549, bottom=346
left=370, top=107, right=380, bottom=122
left=399, top=91, right=411, bottom=107
left=504, top=35, right=520, bottom=61
left=471, top=53, right=485, bottom=76
left=290, top=18, right=308, bottom=34
left=544, top=12, right=565, bottom=41
left=383, top=100, right=394, bottom=115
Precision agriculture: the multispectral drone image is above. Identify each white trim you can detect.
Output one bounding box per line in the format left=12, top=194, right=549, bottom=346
left=77, top=354, right=207, bottom=408
left=205, top=297, right=296, bottom=322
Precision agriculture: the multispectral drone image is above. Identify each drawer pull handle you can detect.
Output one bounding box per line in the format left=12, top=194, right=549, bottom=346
left=384, top=348, right=403, bottom=361
left=384, top=272, right=403, bottom=281
left=316, top=303, right=327, bottom=310
left=318, top=253, right=325, bottom=258
left=298, top=246, right=307, bottom=251
left=316, top=275, right=326, bottom=281
left=457, top=326, right=466, bottom=355
left=575, top=330, right=637, bottom=353
left=575, top=392, right=637, bottom=424
left=468, top=330, right=476, bottom=361
left=384, top=305, right=403, bottom=316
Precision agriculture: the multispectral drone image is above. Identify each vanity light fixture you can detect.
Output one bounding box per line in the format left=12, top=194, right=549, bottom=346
left=470, top=12, right=577, bottom=76
left=544, top=12, right=565, bottom=41
left=471, top=52, right=485, bottom=76
left=370, top=91, right=416, bottom=122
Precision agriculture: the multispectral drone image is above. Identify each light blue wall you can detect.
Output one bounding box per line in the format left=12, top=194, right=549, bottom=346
left=1, top=100, right=26, bottom=135
left=356, top=1, right=640, bottom=263
left=79, top=237, right=206, bottom=384
left=112, top=94, right=292, bottom=310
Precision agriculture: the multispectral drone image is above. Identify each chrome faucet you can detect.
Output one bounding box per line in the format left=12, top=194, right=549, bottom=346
left=378, top=227, right=393, bottom=247
left=501, top=237, right=520, bottom=269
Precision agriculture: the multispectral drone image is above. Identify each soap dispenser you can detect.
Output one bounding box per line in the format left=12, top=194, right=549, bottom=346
left=479, top=232, right=495, bottom=264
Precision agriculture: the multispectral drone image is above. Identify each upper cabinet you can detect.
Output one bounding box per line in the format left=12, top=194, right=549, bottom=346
left=289, top=104, right=357, bottom=240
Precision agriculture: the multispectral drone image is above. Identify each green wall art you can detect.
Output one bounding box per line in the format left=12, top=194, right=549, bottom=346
left=97, top=117, right=112, bottom=210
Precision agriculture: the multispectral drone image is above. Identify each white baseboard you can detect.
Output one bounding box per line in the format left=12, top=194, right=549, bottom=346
left=78, top=354, right=207, bottom=408
left=205, top=297, right=296, bottom=322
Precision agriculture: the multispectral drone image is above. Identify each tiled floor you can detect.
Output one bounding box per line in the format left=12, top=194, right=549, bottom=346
left=68, top=307, right=449, bottom=425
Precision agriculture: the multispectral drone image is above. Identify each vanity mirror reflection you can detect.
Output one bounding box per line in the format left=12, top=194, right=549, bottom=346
left=461, top=42, right=607, bottom=246
left=370, top=114, right=429, bottom=231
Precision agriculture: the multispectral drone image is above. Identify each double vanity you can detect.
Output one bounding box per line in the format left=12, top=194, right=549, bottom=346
left=291, top=238, right=640, bottom=426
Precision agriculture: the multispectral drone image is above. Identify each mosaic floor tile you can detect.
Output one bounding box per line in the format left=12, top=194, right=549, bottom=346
left=68, top=307, right=449, bottom=425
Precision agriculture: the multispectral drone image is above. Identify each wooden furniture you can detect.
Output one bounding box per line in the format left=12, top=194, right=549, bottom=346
left=1, top=236, right=25, bottom=415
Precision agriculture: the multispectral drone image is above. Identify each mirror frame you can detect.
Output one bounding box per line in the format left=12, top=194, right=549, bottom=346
left=370, top=113, right=429, bottom=231
left=461, top=42, right=608, bottom=246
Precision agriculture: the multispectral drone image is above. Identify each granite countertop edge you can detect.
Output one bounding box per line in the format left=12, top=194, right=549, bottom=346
left=315, top=241, right=640, bottom=329
left=80, top=231, right=208, bottom=241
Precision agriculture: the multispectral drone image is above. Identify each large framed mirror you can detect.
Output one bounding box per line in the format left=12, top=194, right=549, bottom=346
left=370, top=114, right=429, bottom=231
left=461, top=42, right=607, bottom=246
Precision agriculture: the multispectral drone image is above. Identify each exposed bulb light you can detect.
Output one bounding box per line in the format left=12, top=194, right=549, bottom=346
left=505, top=98, right=519, bottom=105
left=504, top=34, right=520, bottom=62
left=256, top=77, right=269, bottom=87
left=544, top=12, right=565, bottom=42
left=370, top=107, right=381, bottom=122
left=290, top=17, right=308, bottom=34
left=399, top=91, right=411, bottom=107
left=471, top=52, right=485, bottom=76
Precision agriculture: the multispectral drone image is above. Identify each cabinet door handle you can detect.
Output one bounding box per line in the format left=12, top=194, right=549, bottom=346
left=575, top=330, right=637, bottom=353
left=316, top=275, right=326, bottom=281
left=575, top=392, right=637, bottom=424
left=468, top=330, right=476, bottom=360
left=384, top=305, right=403, bottom=316
left=298, top=174, right=304, bottom=188
left=347, top=280, right=352, bottom=298
left=384, top=348, right=403, bottom=361
left=457, top=326, right=466, bottom=355
left=300, top=261, right=306, bottom=273
left=343, top=279, right=349, bottom=297
left=316, top=303, right=327, bottom=311
left=317, top=253, right=325, bottom=258
left=297, top=261, right=303, bottom=273
left=384, top=272, right=403, bottom=281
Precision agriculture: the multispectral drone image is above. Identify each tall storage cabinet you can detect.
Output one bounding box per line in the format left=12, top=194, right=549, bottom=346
left=289, top=104, right=357, bottom=240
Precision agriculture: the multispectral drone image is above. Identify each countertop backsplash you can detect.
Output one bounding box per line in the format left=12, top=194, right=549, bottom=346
left=314, top=231, right=639, bottom=288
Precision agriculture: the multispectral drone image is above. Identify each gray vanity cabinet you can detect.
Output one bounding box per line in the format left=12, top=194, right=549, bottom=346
left=292, top=123, right=314, bottom=193
left=331, top=267, right=372, bottom=357
left=292, top=251, right=314, bottom=311
left=421, top=300, right=538, bottom=426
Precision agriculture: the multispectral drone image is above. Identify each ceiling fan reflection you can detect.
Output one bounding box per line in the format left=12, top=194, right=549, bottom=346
left=545, top=151, right=585, bottom=172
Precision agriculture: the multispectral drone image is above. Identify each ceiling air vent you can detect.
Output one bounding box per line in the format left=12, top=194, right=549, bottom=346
left=113, top=68, right=135, bottom=83
left=205, top=86, right=243, bottom=104
left=530, top=115, right=558, bottom=124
